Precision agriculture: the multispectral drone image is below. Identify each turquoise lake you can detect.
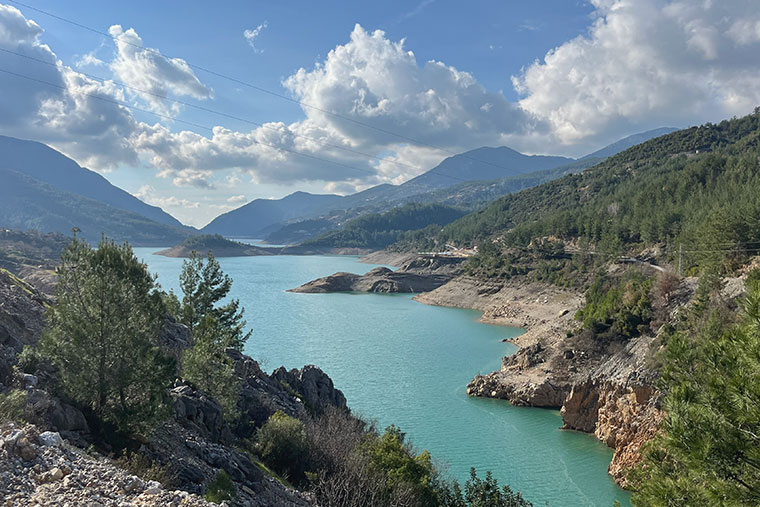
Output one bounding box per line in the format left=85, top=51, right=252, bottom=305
left=134, top=249, right=631, bottom=507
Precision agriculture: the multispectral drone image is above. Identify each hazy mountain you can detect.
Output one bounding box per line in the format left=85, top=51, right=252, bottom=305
left=201, top=191, right=345, bottom=237
left=0, top=168, right=191, bottom=245
left=0, top=136, right=188, bottom=229
left=400, top=146, right=574, bottom=193
left=580, top=127, right=679, bottom=161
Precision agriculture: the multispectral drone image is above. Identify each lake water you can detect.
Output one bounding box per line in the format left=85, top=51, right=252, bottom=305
left=134, top=249, right=630, bottom=506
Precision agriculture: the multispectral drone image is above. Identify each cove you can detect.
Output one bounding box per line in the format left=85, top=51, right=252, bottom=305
left=134, top=249, right=631, bottom=506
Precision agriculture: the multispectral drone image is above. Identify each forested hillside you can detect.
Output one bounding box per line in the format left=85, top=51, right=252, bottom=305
left=303, top=203, right=466, bottom=249
left=410, top=111, right=760, bottom=273
left=0, top=168, right=192, bottom=246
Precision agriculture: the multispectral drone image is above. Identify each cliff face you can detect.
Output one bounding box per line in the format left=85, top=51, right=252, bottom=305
left=421, top=273, right=672, bottom=486
left=562, top=380, right=661, bottom=486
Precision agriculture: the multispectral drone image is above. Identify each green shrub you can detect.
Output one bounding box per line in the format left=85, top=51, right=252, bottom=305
left=575, top=270, right=653, bottom=339
left=256, top=411, right=309, bottom=482
left=204, top=470, right=236, bottom=503
left=0, top=389, right=27, bottom=423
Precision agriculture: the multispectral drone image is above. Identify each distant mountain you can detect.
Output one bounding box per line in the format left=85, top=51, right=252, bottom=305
left=400, top=146, right=574, bottom=193
left=201, top=191, right=344, bottom=237
left=0, top=136, right=188, bottom=229
left=0, top=168, right=191, bottom=246
left=209, top=128, right=678, bottom=242
left=580, top=127, right=678, bottom=161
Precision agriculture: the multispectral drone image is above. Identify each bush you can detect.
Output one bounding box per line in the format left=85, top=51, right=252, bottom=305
left=0, top=389, right=27, bottom=423
left=116, top=452, right=176, bottom=489
left=575, top=270, right=653, bottom=339
left=257, top=411, right=309, bottom=482
left=204, top=470, right=236, bottom=503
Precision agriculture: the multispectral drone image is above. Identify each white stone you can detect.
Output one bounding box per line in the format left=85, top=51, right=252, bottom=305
left=38, top=431, right=63, bottom=447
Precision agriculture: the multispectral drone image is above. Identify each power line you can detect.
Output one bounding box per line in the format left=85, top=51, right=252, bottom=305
left=0, top=65, right=420, bottom=182
left=0, top=47, right=474, bottom=185
left=6, top=0, right=540, bottom=175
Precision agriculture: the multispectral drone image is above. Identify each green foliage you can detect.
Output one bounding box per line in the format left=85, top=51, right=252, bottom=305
left=0, top=389, right=28, bottom=424
left=178, top=251, right=248, bottom=418
left=181, top=316, right=240, bottom=418
left=630, top=280, right=760, bottom=505
left=257, top=411, right=310, bottom=482
left=38, top=235, right=174, bottom=434
left=460, top=468, right=532, bottom=507
left=575, top=271, right=653, bottom=339
left=179, top=251, right=250, bottom=350
left=360, top=425, right=438, bottom=503
left=204, top=470, right=236, bottom=503
left=305, top=203, right=467, bottom=249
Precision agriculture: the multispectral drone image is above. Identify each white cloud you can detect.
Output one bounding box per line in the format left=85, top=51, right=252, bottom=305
left=227, top=194, right=247, bottom=204
left=108, top=24, right=213, bottom=114
left=0, top=4, right=139, bottom=170
left=75, top=51, right=105, bottom=67
left=134, top=185, right=200, bottom=209
left=512, top=0, right=760, bottom=148
left=243, top=22, right=268, bottom=53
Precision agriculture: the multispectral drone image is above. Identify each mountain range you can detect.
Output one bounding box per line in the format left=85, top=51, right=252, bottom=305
left=0, top=127, right=677, bottom=246
left=205, top=127, right=676, bottom=242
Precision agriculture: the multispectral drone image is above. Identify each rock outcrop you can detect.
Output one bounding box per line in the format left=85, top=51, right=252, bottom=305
left=561, top=380, right=661, bottom=487
left=290, top=255, right=466, bottom=294
left=0, top=268, right=349, bottom=506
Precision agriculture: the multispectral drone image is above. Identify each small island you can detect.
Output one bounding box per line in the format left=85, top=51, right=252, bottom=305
left=155, top=234, right=377, bottom=258
left=155, top=234, right=278, bottom=257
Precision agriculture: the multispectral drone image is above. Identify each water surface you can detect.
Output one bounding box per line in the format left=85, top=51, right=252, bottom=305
left=135, top=249, right=630, bottom=506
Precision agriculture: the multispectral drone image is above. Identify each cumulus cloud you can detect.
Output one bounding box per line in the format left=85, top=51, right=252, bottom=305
left=284, top=25, right=534, bottom=150
left=108, top=24, right=213, bottom=114
left=512, top=0, right=760, bottom=148
left=3, top=1, right=760, bottom=199
left=243, top=22, right=267, bottom=53
left=0, top=4, right=139, bottom=169
left=75, top=51, right=105, bottom=67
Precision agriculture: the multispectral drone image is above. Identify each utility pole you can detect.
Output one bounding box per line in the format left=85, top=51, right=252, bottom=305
left=678, top=243, right=682, bottom=277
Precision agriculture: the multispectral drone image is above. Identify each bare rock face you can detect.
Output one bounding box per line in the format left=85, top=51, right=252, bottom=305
left=467, top=371, right=570, bottom=408
left=271, top=364, right=348, bottom=414
left=289, top=267, right=453, bottom=294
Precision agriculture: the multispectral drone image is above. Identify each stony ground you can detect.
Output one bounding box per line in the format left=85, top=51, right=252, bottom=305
left=0, top=424, right=214, bottom=507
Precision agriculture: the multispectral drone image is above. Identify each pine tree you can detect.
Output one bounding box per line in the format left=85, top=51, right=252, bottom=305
left=631, top=277, right=760, bottom=504
left=178, top=251, right=250, bottom=417
left=179, top=251, right=250, bottom=350
left=39, top=235, right=174, bottom=434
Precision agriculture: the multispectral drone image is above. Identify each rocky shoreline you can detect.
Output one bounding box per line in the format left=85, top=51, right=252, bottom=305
left=413, top=271, right=674, bottom=488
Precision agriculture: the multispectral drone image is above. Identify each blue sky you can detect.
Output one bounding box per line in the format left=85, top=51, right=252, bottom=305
left=1, top=0, right=759, bottom=226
